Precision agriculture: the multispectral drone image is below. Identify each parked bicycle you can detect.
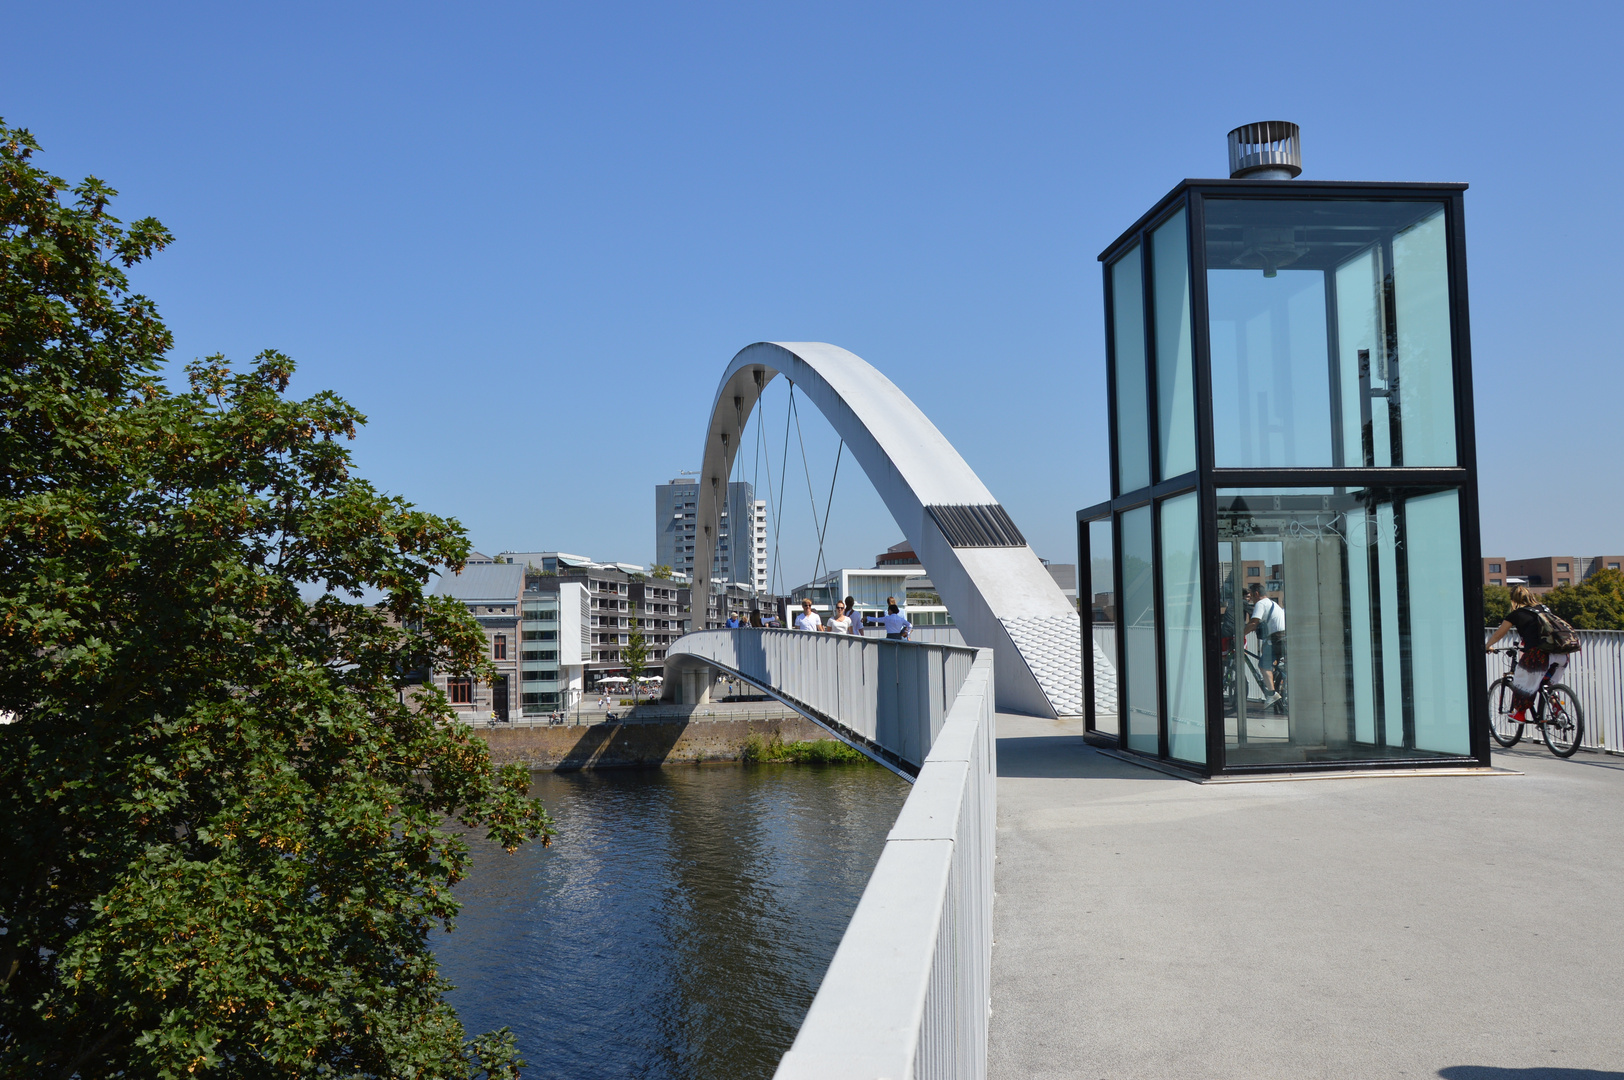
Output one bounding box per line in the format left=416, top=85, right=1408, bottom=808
left=1487, top=647, right=1584, bottom=757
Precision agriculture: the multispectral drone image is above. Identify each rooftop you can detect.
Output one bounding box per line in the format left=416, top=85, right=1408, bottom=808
left=432, top=562, right=524, bottom=603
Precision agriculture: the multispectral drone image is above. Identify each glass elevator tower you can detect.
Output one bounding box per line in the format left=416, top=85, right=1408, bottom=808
left=1077, top=123, right=1488, bottom=775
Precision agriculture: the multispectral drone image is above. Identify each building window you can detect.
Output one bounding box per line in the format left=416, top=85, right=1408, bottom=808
left=1558, top=578, right=1570, bottom=585
left=1610, top=563, right=1621, bottom=571
left=1490, top=578, right=1501, bottom=585
left=1488, top=563, right=1502, bottom=573
left=1557, top=562, right=1570, bottom=572
left=493, top=634, right=507, bottom=660
left=1247, top=566, right=1260, bottom=577
left=523, top=629, right=557, bottom=641
left=448, top=678, right=473, bottom=704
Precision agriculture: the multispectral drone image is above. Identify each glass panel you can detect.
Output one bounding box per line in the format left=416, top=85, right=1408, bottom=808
left=1120, top=505, right=1157, bottom=754
left=1160, top=492, right=1205, bottom=763
left=1215, top=486, right=1472, bottom=766
left=1404, top=490, right=1470, bottom=754
left=1208, top=266, right=1332, bottom=466
left=1088, top=519, right=1118, bottom=735
left=1152, top=209, right=1196, bottom=478
left=1391, top=212, right=1457, bottom=466
left=1111, top=246, right=1151, bottom=493
left=1206, top=199, right=1457, bottom=468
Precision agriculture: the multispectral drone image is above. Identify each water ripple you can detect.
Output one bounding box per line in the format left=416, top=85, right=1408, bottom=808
left=431, top=762, right=908, bottom=1080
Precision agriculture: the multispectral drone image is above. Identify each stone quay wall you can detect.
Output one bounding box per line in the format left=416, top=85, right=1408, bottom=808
left=469, top=707, right=831, bottom=770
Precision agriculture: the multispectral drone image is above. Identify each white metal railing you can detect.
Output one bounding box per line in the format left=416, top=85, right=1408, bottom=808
left=774, top=651, right=995, bottom=1080
left=663, top=630, right=995, bottom=1077
left=1486, top=628, right=1624, bottom=753
left=665, top=629, right=978, bottom=773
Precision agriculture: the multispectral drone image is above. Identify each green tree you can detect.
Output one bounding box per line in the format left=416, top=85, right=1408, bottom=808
left=650, top=564, right=673, bottom=580
left=1483, top=583, right=1512, bottom=628
left=0, top=121, right=551, bottom=1077
left=623, top=618, right=648, bottom=698
left=1542, top=568, right=1624, bottom=630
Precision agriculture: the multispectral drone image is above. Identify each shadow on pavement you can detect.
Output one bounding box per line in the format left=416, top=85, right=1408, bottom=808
left=995, top=736, right=1169, bottom=780
left=1438, top=1068, right=1624, bottom=1079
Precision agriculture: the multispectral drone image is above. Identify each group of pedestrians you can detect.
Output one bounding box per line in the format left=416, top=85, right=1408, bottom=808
left=790, top=596, right=913, bottom=640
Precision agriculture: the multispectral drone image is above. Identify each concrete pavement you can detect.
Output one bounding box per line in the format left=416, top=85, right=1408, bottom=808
left=990, top=713, right=1624, bottom=1080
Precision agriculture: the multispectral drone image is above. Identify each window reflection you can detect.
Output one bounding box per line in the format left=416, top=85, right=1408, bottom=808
left=1088, top=519, right=1118, bottom=735
left=1121, top=505, right=1157, bottom=755
left=1111, top=246, right=1151, bottom=492
left=1206, top=200, right=1457, bottom=468
left=1216, top=487, right=1471, bottom=766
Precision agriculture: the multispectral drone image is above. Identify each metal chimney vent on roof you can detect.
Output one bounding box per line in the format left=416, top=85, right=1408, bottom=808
left=1228, top=121, right=1301, bottom=179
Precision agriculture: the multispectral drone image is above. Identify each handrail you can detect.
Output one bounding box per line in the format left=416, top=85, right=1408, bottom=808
left=663, top=629, right=995, bottom=1078
left=665, top=629, right=978, bottom=777
left=775, top=651, right=996, bottom=1080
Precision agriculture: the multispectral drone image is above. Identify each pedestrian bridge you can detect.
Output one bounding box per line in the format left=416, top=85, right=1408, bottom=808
left=691, top=341, right=1109, bottom=720
left=665, top=629, right=996, bottom=1078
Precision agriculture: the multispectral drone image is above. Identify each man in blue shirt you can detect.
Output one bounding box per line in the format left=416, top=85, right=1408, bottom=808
left=864, top=603, right=912, bottom=640
left=724, top=611, right=743, bottom=629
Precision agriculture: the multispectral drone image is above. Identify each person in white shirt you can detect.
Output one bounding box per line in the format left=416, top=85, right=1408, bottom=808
left=843, top=595, right=861, bottom=634
left=864, top=603, right=913, bottom=640
left=1244, top=583, right=1286, bottom=706
left=825, top=601, right=853, bottom=635
left=794, top=598, right=823, bottom=632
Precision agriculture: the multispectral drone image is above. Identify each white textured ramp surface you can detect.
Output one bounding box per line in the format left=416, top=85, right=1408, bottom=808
left=999, top=614, right=1086, bottom=717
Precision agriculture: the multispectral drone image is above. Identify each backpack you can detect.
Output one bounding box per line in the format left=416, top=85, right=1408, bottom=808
left=1527, top=604, right=1582, bottom=653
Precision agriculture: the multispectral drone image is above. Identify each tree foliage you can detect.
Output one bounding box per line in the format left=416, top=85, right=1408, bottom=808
left=649, top=564, right=673, bottom=580
left=0, top=120, right=551, bottom=1077
left=1542, top=568, right=1624, bottom=631
left=1483, top=584, right=1512, bottom=628
left=622, top=619, right=648, bottom=695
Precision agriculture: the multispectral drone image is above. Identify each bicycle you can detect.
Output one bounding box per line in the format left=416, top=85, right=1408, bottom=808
left=1221, top=637, right=1287, bottom=716
left=1486, top=647, right=1584, bottom=757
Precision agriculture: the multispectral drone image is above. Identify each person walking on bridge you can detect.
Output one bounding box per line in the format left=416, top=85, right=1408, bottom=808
left=794, top=598, right=823, bottom=632
left=826, top=601, right=853, bottom=635
left=865, top=603, right=912, bottom=640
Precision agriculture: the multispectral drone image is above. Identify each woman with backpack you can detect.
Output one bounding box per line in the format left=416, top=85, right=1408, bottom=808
left=1486, top=585, right=1582, bottom=720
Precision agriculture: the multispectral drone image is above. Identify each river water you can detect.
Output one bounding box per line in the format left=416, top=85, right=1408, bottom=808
left=431, top=762, right=909, bottom=1079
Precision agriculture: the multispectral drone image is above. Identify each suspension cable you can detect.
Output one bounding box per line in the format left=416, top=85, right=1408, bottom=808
left=770, top=382, right=794, bottom=595
left=812, top=439, right=843, bottom=586
left=791, top=390, right=825, bottom=588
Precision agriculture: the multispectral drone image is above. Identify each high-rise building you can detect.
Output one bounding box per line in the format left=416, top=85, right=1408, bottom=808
left=655, top=479, right=767, bottom=590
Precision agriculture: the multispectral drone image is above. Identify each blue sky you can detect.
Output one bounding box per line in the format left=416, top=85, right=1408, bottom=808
left=4, top=2, right=1620, bottom=580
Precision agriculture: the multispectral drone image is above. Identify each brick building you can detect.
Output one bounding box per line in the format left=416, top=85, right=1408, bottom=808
left=1481, top=555, right=1624, bottom=591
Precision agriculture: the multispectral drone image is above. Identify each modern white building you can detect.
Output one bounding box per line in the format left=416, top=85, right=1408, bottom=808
left=788, top=566, right=955, bottom=632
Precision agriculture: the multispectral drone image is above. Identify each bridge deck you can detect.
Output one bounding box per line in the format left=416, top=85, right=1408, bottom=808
left=990, top=713, right=1624, bottom=1079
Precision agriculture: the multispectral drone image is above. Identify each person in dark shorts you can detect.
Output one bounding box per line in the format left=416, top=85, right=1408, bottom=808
left=1244, top=583, right=1285, bottom=707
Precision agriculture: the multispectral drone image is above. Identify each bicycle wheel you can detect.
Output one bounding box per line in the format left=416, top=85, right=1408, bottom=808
left=1486, top=676, right=1523, bottom=748
left=1541, top=683, right=1584, bottom=758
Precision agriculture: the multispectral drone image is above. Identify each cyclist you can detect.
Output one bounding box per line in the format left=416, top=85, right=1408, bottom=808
left=1244, top=583, right=1285, bottom=707
left=1485, top=585, right=1575, bottom=721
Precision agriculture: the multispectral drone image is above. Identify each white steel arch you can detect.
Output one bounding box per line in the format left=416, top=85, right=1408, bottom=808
left=695, top=341, right=1093, bottom=718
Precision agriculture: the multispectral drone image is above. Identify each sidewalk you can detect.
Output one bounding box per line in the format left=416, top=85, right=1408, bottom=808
left=990, top=714, right=1624, bottom=1080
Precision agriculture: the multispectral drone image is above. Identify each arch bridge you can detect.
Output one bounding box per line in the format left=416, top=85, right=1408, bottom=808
left=687, top=340, right=1101, bottom=719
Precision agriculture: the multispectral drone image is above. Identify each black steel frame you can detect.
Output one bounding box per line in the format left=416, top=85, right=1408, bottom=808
left=1079, top=178, right=1488, bottom=777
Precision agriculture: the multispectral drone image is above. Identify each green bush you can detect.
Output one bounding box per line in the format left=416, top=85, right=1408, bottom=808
left=740, top=731, right=869, bottom=764
left=1483, top=584, right=1512, bottom=627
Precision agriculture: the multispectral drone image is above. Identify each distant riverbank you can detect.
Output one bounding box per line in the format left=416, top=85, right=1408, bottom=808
left=470, top=703, right=861, bottom=770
